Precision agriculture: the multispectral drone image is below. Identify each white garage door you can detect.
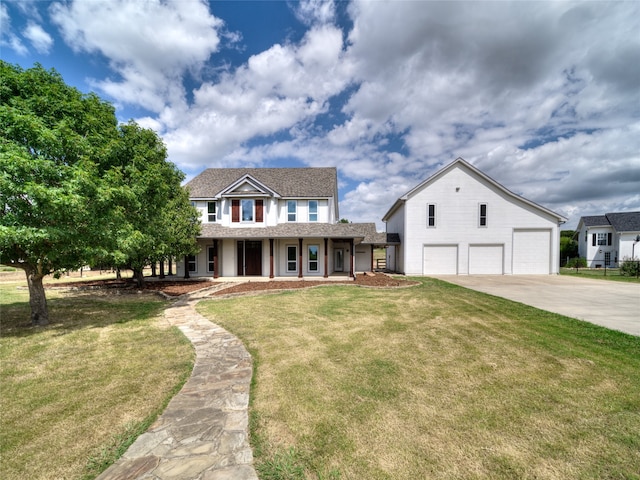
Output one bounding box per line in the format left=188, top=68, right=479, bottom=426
left=469, top=245, right=504, bottom=274
left=423, top=245, right=458, bottom=275
left=513, top=230, right=551, bottom=274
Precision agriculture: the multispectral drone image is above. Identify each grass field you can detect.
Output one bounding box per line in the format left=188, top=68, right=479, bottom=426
left=0, top=283, right=194, bottom=480
left=198, top=278, right=640, bottom=480
left=561, top=267, right=640, bottom=283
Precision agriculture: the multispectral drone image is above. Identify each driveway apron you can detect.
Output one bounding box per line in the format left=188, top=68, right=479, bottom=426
left=432, top=275, right=640, bottom=336
left=97, top=285, right=258, bottom=480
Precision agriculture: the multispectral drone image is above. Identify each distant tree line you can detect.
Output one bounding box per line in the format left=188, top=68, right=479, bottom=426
left=0, top=61, right=201, bottom=325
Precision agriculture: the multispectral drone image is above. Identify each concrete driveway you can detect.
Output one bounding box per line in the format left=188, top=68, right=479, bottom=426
left=432, top=275, right=640, bottom=336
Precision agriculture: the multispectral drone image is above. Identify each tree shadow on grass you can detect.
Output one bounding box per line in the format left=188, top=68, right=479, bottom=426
left=0, top=290, right=168, bottom=339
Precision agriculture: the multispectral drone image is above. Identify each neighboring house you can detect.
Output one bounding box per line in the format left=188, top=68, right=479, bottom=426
left=382, top=158, right=567, bottom=275
left=576, top=212, right=640, bottom=267
left=177, top=168, right=389, bottom=278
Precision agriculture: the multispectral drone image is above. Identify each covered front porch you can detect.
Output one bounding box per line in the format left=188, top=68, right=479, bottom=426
left=177, top=222, right=392, bottom=280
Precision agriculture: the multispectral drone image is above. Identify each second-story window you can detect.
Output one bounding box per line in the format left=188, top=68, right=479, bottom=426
left=479, top=203, right=487, bottom=227
left=308, top=200, right=318, bottom=222
left=241, top=199, right=254, bottom=222
left=287, top=200, right=297, bottom=222
left=207, top=201, right=217, bottom=222
left=427, top=204, right=436, bottom=227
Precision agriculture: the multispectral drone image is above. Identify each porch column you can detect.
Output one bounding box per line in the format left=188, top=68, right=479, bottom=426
left=213, top=239, right=219, bottom=279
left=349, top=239, right=355, bottom=278
left=298, top=238, right=303, bottom=278
left=323, top=238, right=329, bottom=278
left=370, top=246, right=374, bottom=272
left=269, top=239, right=274, bottom=279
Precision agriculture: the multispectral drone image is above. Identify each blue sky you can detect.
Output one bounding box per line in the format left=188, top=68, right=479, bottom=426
left=2, top=0, right=639, bottom=229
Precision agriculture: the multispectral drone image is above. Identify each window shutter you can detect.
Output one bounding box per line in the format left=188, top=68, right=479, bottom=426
left=592, top=233, right=596, bottom=246
left=607, top=232, right=612, bottom=246
left=232, top=199, right=240, bottom=222
left=256, top=199, right=263, bottom=222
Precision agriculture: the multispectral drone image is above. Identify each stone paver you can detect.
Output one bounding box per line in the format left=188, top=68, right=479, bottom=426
left=97, top=284, right=258, bottom=480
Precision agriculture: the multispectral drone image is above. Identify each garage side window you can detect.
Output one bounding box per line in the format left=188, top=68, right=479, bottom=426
left=479, top=203, right=487, bottom=227
left=427, top=204, right=436, bottom=228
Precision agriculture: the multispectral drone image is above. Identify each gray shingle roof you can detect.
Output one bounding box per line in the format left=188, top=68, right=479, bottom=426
left=185, top=168, right=338, bottom=199
left=579, top=212, right=640, bottom=232
left=605, top=212, right=640, bottom=232
left=581, top=215, right=610, bottom=227
left=198, top=222, right=388, bottom=244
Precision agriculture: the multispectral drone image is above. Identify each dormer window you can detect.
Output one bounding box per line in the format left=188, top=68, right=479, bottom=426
left=232, top=198, right=263, bottom=223
left=241, top=199, right=254, bottom=222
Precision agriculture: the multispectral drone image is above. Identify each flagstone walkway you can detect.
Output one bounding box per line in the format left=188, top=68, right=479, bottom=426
left=97, top=284, right=258, bottom=480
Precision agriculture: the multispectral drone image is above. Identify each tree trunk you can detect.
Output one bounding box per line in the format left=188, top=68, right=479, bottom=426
left=159, top=259, right=165, bottom=279
left=168, top=257, right=173, bottom=275
left=133, top=267, right=145, bottom=288
left=25, top=267, right=49, bottom=326
left=183, top=255, right=190, bottom=279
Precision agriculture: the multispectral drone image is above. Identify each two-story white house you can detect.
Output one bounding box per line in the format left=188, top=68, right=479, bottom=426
left=576, top=212, right=640, bottom=267
left=176, top=167, right=387, bottom=279
left=382, top=158, right=567, bottom=275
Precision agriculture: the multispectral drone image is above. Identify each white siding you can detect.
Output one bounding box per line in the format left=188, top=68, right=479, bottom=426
left=355, top=245, right=371, bottom=272
left=401, top=164, right=561, bottom=275
left=469, top=244, right=504, bottom=274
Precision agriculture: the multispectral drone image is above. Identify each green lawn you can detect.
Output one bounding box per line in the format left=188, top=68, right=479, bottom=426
left=561, top=267, right=640, bottom=283
left=0, top=283, right=194, bottom=480
left=198, top=278, right=640, bottom=480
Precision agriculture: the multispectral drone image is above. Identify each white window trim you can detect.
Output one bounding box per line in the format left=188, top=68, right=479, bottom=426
left=287, top=200, right=297, bottom=222
left=479, top=203, right=488, bottom=228
left=427, top=203, right=436, bottom=228
left=286, top=244, right=297, bottom=272
left=207, top=201, right=217, bottom=223
left=308, top=244, right=319, bottom=272
left=308, top=200, right=318, bottom=222
left=241, top=199, right=255, bottom=223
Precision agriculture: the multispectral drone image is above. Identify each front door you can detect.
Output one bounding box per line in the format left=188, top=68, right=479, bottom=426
left=237, top=241, right=262, bottom=276
left=334, top=248, right=344, bottom=272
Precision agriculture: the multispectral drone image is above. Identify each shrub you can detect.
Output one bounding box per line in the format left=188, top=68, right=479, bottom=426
left=566, top=257, right=587, bottom=269
left=620, top=257, right=640, bottom=277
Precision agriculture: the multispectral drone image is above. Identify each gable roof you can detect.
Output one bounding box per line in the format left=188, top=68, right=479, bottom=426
left=186, top=167, right=338, bottom=199
left=579, top=212, right=640, bottom=232
left=580, top=215, right=610, bottom=227
left=382, top=157, right=567, bottom=223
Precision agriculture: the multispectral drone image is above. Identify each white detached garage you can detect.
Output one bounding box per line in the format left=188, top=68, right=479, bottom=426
left=382, top=158, right=566, bottom=275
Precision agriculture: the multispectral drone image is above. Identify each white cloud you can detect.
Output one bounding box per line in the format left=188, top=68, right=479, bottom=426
left=163, top=24, right=352, bottom=169
left=39, top=0, right=638, bottom=229
left=1, top=4, right=28, bottom=56
left=293, top=0, right=336, bottom=26
left=50, top=0, right=223, bottom=112
left=23, top=21, right=53, bottom=54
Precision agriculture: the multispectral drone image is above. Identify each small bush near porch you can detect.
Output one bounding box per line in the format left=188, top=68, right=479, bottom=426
left=199, top=278, right=640, bottom=480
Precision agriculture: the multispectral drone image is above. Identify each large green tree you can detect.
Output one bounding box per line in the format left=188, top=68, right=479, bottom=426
left=101, top=122, right=200, bottom=287
left=0, top=62, right=200, bottom=324
left=0, top=62, right=119, bottom=325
